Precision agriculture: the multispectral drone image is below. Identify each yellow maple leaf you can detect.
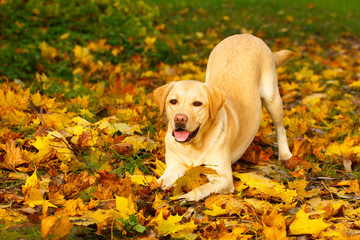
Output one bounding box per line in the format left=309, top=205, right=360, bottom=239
left=115, top=194, right=137, bottom=219
left=234, top=172, right=297, bottom=204
left=289, top=209, right=331, bottom=236
left=288, top=179, right=319, bottom=199
left=30, top=135, right=55, bottom=163
left=30, top=91, right=56, bottom=109
left=24, top=187, right=46, bottom=208
left=130, top=174, right=156, bottom=186
left=150, top=210, right=197, bottom=237
left=326, top=136, right=360, bottom=157
left=22, top=170, right=40, bottom=194
left=173, top=165, right=217, bottom=196
left=22, top=170, right=57, bottom=208
left=203, top=203, right=227, bottom=216
left=262, top=210, right=287, bottom=240
left=0, top=84, right=29, bottom=110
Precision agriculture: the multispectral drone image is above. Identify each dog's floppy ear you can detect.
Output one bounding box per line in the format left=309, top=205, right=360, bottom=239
left=204, top=83, right=226, bottom=120
left=154, top=82, right=175, bottom=116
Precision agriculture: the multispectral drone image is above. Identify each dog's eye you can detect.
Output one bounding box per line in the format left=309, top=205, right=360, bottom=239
left=169, top=99, right=178, bottom=105
left=193, top=101, right=203, bottom=107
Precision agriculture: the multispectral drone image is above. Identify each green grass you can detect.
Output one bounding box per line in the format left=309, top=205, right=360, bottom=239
left=149, top=0, right=360, bottom=41
left=1, top=0, right=359, bottom=83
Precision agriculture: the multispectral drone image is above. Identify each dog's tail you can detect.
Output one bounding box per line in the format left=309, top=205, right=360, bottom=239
left=273, top=50, right=294, bottom=68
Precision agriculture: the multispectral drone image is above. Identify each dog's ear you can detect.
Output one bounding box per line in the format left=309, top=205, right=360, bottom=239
left=204, top=83, right=226, bottom=120
left=154, top=82, right=175, bottom=116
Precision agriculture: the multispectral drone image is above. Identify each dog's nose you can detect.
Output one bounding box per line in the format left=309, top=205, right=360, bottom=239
left=174, top=114, right=188, bottom=124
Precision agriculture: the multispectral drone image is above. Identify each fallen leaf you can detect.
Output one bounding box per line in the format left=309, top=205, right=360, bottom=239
left=262, top=210, right=287, bottom=240
left=289, top=208, right=331, bottom=236
left=204, top=195, right=248, bottom=216
left=0, top=208, right=27, bottom=224
left=123, top=135, right=158, bottom=153
left=234, top=172, right=297, bottom=204
left=41, top=215, right=73, bottom=240
left=173, top=165, right=217, bottom=195
left=2, top=139, right=27, bottom=169
left=150, top=210, right=197, bottom=238
left=115, top=194, right=137, bottom=219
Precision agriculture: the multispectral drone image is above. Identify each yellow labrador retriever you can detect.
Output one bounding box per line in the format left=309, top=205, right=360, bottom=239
left=154, top=34, right=293, bottom=201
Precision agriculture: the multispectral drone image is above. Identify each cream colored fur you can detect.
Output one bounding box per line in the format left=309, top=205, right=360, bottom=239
left=154, top=34, right=293, bottom=201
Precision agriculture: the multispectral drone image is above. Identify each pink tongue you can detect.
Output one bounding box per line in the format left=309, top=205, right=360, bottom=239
left=174, top=130, right=190, bottom=142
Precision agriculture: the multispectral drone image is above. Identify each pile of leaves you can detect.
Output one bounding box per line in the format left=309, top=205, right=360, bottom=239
left=0, top=0, right=360, bottom=239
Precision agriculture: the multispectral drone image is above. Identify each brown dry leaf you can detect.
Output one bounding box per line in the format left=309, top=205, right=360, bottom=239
left=343, top=158, right=352, bottom=172
left=77, top=130, right=92, bottom=148
left=114, top=142, right=134, bottom=154
left=173, top=165, right=217, bottom=195
left=2, top=140, right=28, bottom=169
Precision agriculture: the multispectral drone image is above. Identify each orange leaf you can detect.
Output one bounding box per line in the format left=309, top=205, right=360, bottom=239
left=41, top=215, right=73, bottom=240
left=2, top=140, right=27, bottom=169
left=262, top=210, right=287, bottom=240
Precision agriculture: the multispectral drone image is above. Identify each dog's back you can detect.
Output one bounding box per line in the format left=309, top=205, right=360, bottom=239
left=206, top=34, right=272, bottom=104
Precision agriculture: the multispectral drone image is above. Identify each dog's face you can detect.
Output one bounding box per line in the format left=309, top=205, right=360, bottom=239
left=154, top=80, right=225, bottom=143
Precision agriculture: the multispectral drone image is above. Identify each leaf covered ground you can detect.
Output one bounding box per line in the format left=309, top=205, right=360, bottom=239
left=0, top=0, right=360, bottom=239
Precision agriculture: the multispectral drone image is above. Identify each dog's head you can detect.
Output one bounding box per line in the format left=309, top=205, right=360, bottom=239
left=154, top=80, right=225, bottom=143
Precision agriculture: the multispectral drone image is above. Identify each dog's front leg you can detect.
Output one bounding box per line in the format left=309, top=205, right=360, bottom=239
left=179, top=154, right=234, bottom=201
left=157, top=166, right=186, bottom=190
left=157, top=150, right=188, bottom=190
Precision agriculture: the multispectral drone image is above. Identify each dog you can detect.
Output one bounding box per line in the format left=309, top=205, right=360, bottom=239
left=154, top=33, right=293, bottom=201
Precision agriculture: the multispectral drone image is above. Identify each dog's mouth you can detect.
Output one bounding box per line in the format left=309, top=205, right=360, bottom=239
left=172, top=126, right=200, bottom=143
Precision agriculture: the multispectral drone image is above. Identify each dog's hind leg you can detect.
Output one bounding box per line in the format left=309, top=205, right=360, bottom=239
left=260, top=72, right=292, bottom=161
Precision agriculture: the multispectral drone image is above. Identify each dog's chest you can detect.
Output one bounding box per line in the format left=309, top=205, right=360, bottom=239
left=176, top=144, right=209, bottom=167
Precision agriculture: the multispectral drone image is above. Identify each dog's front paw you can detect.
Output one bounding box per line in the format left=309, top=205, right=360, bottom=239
left=157, top=176, right=175, bottom=190
left=178, top=191, right=197, bottom=201
left=279, top=151, right=292, bottom=161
